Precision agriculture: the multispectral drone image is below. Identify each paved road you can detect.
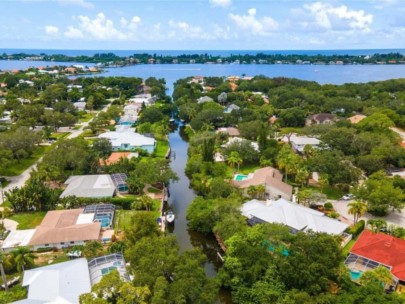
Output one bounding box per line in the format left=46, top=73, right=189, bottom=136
left=332, top=200, right=405, bottom=227
left=391, top=127, right=405, bottom=141
left=0, top=103, right=112, bottom=204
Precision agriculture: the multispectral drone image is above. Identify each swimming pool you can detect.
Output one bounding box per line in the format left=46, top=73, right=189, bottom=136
left=234, top=174, right=248, bottom=181
left=350, top=269, right=363, bottom=280
left=101, top=266, right=117, bottom=275
left=95, top=215, right=112, bottom=228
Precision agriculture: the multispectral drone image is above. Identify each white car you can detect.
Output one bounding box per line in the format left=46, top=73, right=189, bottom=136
left=341, top=194, right=355, bottom=201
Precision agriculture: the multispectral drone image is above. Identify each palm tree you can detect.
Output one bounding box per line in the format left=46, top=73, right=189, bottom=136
left=228, top=151, right=243, bottom=172
left=10, top=247, right=35, bottom=273
left=347, top=201, right=367, bottom=224
left=0, top=251, right=8, bottom=291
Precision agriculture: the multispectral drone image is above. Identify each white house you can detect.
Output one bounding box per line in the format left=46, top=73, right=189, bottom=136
left=13, top=258, right=92, bottom=304
left=60, top=175, right=116, bottom=198
left=73, top=101, right=86, bottom=111
left=197, top=96, right=214, bottom=104
left=288, top=134, right=321, bottom=153
left=99, top=129, right=156, bottom=153
left=241, top=198, right=348, bottom=235
left=128, top=94, right=157, bottom=106
left=2, top=229, right=36, bottom=253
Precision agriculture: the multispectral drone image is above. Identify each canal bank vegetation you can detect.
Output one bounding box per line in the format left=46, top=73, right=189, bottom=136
left=174, top=76, right=405, bottom=302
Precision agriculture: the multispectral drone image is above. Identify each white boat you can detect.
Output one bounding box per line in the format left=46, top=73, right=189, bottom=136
left=169, top=118, right=175, bottom=124
left=165, top=211, right=175, bottom=224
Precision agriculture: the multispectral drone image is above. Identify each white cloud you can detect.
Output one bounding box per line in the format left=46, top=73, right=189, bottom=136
left=64, top=13, right=130, bottom=40
left=229, top=8, right=278, bottom=36
left=168, top=20, right=209, bottom=40
left=45, top=25, right=59, bottom=36
left=209, top=0, right=231, bottom=8
left=300, top=2, right=373, bottom=31
left=64, top=26, right=84, bottom=38
left=57, top=0, right=94, bottom=9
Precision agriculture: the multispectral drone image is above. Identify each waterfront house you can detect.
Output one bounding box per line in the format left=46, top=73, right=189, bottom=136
left=233, top=167, right=292, bottom=200
left=241, top=198, right=348, bottom=235
left=60, top=175, right=116, bottom=198
left=98, top=129, right=156, bottom=153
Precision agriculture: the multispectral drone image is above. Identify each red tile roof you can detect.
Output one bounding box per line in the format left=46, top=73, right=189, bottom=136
left=350, top=230, right=405, bottom=280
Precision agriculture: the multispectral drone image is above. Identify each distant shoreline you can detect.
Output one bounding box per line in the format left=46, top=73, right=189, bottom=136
left=1, top=51, right=405, bottom=68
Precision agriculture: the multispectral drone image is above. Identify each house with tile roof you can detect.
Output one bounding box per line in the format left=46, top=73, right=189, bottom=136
left=28, top=209, right=101, bottom=250
left=233, top=167, right=292, bottom=200
left=345, top=230, right=405, bottom=291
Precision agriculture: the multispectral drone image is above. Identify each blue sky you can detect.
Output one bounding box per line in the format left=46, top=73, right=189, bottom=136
left=1, top=0, right=405, bottom=50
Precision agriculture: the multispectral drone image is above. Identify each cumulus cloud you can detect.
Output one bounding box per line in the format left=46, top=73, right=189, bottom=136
left=45, top=25, right=59, bottom=36
left=64, top=26, right=84, bottom=38
left=64, top=13, right=137, bottom=40
left=300, top=2, right=373, bottom=31
left=229, top=8, right=278, bottom=36
left=209, top=0, right=231, bottom=8
left=168, top=20, right=210, bottom=40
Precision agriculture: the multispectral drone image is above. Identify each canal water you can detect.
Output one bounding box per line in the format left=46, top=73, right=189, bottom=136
left=167, top=123, right=232, bottom=303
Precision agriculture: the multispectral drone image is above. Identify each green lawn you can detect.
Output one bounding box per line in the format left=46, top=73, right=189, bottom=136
left=9, top=212, right=47, bottom=229
left=78, top=112, right=94, bottom=123
left=155, top=140, right=170, bottom=158
left=342, top=238, right=356, bottom=256
left=114, top=210, right=140, bottom=231
left=225, top=163, right=262, bottom=178
left=50, top=132, right=70, bottom=140
left=305, top=185, right=343, bottom=200
left=2, top=146, right=52, bottom=176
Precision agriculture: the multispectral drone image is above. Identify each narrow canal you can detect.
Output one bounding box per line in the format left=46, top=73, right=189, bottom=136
left=167, top=123, right=232, bottom=303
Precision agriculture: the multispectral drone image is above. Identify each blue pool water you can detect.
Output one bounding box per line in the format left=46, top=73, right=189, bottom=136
left=350, top=269, right=363, bottom=280
left=95, top=216, right=111, bottom=228
left=234, top=174, right=248, bottom=181
left=101, top=266, right=117, bottom=275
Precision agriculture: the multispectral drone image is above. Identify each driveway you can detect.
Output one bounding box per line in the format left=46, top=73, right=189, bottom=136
left=332, top=200, right=405, bottom=227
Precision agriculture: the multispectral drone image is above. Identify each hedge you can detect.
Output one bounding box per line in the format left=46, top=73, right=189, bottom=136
left=347, top=220, right=365, bottom=237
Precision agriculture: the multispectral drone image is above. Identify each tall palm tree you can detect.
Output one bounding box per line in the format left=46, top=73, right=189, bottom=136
left=347, top=201, right=367, bottom=224
left=0, top=251, right=8, bottom=291
left=228, top=151, right=243, bottom=172
left=10, top=247, right=35, bottom=273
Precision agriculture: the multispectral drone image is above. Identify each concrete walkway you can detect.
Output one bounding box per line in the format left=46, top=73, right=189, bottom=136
left=3, top=218, right=18, bottom=231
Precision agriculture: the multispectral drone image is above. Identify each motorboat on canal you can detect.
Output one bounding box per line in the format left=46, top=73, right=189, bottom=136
left=165, top=210, right=175, bottom=224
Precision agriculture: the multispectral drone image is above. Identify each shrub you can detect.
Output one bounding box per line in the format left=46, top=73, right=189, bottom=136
left=324, top=202, right=334, bottom=211
left=348, top=219, right=365, bottom=237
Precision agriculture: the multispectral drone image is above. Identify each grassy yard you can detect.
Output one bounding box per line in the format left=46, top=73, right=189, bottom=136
left=2, top=146, right=52, bottom=176
left=155, top=140, right=170, bottom=158
left=305, top=185, right=344, bottom=200
left=78, top=112, right=94, bottom=123
left=9, top=212, right=47, bottom=229
left=114, top=210, right=140, bottom=231
left=50, top=132, right=70, bottom=140
left=342, top=238, right=356, bottom=256
left=225, top=163, right=262, bottom=178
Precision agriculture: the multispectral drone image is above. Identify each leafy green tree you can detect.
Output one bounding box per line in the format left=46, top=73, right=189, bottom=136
left=0, top=251, right=8, bottom=291
left=360, top=266, right=393, bottom=287
left=92, top=137, right=112, bottom=159
left=125, top=212, right=160, bottom=244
